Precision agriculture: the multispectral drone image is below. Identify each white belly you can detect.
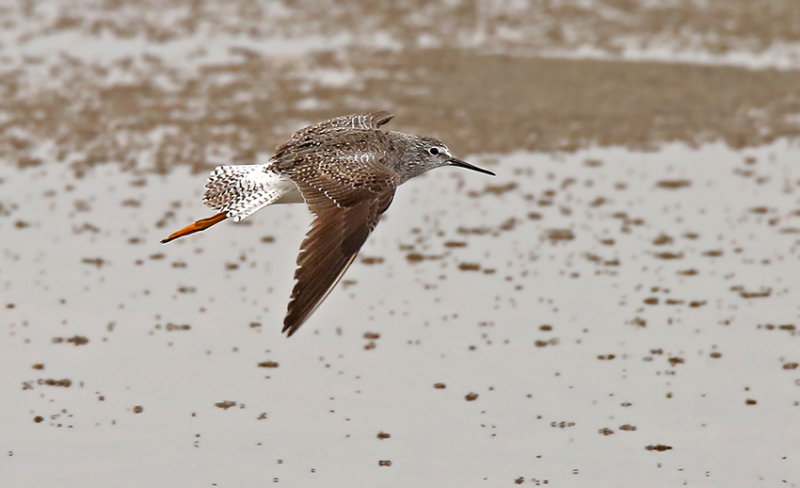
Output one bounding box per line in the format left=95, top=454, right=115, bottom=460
left=274, top=178, right=304, bottom=204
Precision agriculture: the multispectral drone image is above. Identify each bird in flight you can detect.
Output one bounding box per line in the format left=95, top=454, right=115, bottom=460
left=161, top=112, right=495, bottom=336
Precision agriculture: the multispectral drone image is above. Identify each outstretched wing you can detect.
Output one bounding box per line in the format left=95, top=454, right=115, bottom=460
left=292, top=111, right=394, bottom=137
left=274, top=111, right=394, bottom=159
left=282, top=155, right=397, bottom=336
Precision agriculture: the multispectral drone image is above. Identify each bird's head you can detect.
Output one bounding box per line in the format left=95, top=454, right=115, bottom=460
left=398, top=135, right=495, bottom=180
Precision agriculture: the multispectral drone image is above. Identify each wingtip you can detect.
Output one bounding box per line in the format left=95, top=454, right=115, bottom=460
left=372, top=111, right=394, bottom=128
left=282, top=321, right=298, bottom=338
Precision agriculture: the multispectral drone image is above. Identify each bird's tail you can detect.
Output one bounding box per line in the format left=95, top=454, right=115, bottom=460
left=161, top=164, right=292, bottom=244
left=203, top=164, right=287, bottom=222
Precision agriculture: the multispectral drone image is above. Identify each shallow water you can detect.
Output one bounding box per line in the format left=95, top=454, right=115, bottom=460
left=2, top=140, right=798, bottom=486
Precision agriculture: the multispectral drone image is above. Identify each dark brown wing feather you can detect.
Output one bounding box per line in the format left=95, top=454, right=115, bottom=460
left=282, top=155, right=397, bottom=336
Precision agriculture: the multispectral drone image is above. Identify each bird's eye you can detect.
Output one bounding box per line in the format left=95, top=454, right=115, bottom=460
left=428, top=147, right=439, bottom=156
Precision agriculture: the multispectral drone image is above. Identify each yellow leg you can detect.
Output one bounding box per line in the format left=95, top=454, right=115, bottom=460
left=160, top=212, right=228, bottom=244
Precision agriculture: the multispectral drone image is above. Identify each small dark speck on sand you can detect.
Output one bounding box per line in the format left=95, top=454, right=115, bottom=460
left=545, top=229, right=574, bottom=242
left=645, top=444, right=673, bottom=452
left=443, top=241, right=467, bottom=248
left=656, top=179, right=691, bottom=189
left=740, top=288, right=771, bottom=299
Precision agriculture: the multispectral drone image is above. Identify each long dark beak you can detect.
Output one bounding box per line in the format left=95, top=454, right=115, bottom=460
left=449, top=158, right=495, bottom=176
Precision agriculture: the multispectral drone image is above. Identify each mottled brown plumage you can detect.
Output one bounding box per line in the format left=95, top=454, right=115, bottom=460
left=161, top=111, right=494, bottom=337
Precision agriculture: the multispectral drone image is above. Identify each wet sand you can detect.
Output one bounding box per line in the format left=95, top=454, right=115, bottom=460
left=2, top=3, right=800, bottom=174
left=1, top=1, right=799, bottom=486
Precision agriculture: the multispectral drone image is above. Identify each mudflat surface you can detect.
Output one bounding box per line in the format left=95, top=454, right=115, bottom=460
left=1, top=1, right=799, bottom=486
